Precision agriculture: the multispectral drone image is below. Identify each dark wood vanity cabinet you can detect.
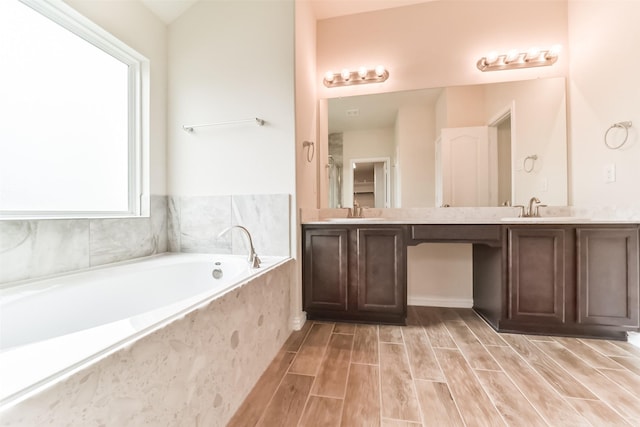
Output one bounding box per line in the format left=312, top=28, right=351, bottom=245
left=506, top=227, right=574, bottom=325
left=303, top=221, right=639, bottom=338
left=303, top=225, right=406, bottom=324
left=576, top=227, right=639, bottom=328
left=495, top=224, right=640, bottom=339
left=303, top=228, right=349, bottom=314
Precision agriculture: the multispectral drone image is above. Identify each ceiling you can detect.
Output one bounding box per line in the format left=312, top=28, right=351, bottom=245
left=141, top=0, right=431, bottom=24
left=328, top=87, right=443, bottom=133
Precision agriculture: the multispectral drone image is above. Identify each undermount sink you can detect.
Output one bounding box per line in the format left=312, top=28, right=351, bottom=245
left=324, top=217, right=387, bottom=222
left=500, top=216, right=590, bottom=223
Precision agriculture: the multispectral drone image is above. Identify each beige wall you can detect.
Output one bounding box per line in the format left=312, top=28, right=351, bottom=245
left=167, top=1, right=295, bottom=199
left=294, top=0, right=318, bottom=327
left=568, top=0, right=640, bottom=206
left=317, top=1, right=569, bottom=99
left=295, top=0, right=319, bottom=211
left=395, top=104, right=436, bottom=207
left=483, top=77, right=568, bottom=206
left=64, top=0, right=167, bottom=195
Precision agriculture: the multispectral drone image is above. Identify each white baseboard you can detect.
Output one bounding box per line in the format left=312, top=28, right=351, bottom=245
left=290, top=311, right=307, bottom=331
left=408, top=296, right=473, bottom=308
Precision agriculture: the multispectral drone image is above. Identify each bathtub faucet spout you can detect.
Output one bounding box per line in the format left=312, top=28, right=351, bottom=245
left=217, top=225, right=261, bottom=268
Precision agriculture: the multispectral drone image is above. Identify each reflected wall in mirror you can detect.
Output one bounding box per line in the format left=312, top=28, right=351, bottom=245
left=324, top=77, right=567, bottom=208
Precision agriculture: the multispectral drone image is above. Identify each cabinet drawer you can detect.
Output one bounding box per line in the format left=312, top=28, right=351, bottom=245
left=411, top=224, right=501, bottom=243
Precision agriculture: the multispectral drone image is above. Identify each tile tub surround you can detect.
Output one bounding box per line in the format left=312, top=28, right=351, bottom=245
left=0, top=195, right=168, bottom=284
left=0, top=259, right=294, bottom=426
left=168, top=194, right=290, bottom=257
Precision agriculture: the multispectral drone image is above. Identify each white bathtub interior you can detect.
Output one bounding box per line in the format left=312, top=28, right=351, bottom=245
left=0, top=253, right=286, bottom=408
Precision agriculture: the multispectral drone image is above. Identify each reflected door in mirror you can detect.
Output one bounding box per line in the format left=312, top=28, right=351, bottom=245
left=438, top=126, right=498, bottom=207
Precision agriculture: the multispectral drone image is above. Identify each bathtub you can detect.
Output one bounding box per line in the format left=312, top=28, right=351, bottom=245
left=0, top=253, right=288, bottom=412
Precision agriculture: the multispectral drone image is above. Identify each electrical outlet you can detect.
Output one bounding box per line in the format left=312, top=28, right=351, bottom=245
left=540, top=178, right=548, bottom=192
left=604, top=163, right=616, bottom=183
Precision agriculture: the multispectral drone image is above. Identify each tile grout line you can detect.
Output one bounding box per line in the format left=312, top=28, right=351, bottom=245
left=578, top=337, right=636, bottom=358
left=400, top=326, right=426, bottom=427
left=253, top=322, right=316, bottom=427
left=334, top=323, right=355, bottom=427
left=531, top=338, right=639, bottom=423
left=296, top=322, right=336, bottom=427
left=553, top=336, right=630, bottom=371
left=414, top=306, right=468, bottom=427
left=375, top=324, right=385, bottom=427
left=460, top=311, right=565, bottom=426
left=439, top=314, right=511, bottom=427
left=504, top=335, right=596, bottom=425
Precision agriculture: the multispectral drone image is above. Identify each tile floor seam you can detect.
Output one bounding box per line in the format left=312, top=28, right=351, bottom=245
left=254, top=366, right=302, bottom=427
left=334, top=326, right=356, bottom=427
left=296, top=323, right=337, bottom=427
left=553, top=337, right=629, bottom=371
left=530, top=339, right=633, bottom=424
left=400, top=326, right=426, bottom=427
left=413, top=309, right=467, bottom=427
left=438, top=314, right=512, bottom=426
left=480, top=336, right=567, bottom=427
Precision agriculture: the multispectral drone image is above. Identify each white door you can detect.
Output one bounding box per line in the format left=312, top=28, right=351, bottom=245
left=440, top=126, right=497, bottom=207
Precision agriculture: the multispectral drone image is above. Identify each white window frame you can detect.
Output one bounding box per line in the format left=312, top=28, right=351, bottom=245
left=0, top=0, right=149, bottom=219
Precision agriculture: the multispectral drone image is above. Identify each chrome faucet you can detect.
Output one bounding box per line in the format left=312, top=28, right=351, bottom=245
left=217, top=225, right=261, bottom=268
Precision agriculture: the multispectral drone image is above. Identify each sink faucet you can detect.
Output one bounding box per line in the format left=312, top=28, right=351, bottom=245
left=346, top=201, right=364, bottom=218
left=514, top=197, right=546, bottom=217
left=217, top=225, right=261, bottom=268
left=528, top=197, right=541, bottom=217
left=526, top=197, right=547, bottom=217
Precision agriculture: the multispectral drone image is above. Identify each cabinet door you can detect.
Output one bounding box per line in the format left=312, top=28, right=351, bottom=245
left=354, top=228, right=405, bottom=314
left=508, top=228, right=570, bottom=324
left=303, top=228, right=349, bottom=313
left=577, top=228, right=640, bottom=328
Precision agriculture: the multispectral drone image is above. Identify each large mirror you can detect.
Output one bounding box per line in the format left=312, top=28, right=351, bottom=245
left=325, top=77, right=567, bottom=208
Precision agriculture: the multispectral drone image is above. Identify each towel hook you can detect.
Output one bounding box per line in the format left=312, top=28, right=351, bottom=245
left=604, top=121, right=632, bottom=150
left=523, top=154, right=538, bottom=173
left=302, top=140, right=315, bottom=163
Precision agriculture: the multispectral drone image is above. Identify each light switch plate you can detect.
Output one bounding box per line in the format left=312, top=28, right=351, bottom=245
left=604, top=163, right=616, bottom=183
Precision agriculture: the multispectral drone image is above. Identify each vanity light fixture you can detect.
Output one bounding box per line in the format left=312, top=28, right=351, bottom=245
left=323, top=65, right=389, bottom=88
left=477, top=45, right=561, bottom=72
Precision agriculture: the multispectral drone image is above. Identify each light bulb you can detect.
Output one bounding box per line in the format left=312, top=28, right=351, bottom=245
left=505, top=49, right=519, bottom=63
left=358, top=67, right=368, bottom=78
left=341, top=69, right=351, bottom=81
left=375, top=65, right=385, bottom=76
left=324, top=71, right=335, bottom=82
left=485, top=51, right=499, bottom=65
left=547, top=44, right=561, bottom=58
left=526, top=46, right=540, bottom=61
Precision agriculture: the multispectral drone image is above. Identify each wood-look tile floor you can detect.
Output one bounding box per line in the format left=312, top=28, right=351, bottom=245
left=228, top=307, right=640, bottom=427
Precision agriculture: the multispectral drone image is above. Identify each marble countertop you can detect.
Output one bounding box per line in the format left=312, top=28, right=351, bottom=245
left=300, top=207, right=640, bottom=225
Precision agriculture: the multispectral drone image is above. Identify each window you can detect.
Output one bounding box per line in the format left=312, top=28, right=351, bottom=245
left=0, top=0, right=149, bottom=218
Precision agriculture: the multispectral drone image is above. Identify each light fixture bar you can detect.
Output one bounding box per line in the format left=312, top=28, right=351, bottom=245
left=477, top=46, right=560, bottom=72
left=323, top=66, right=389, bottom=88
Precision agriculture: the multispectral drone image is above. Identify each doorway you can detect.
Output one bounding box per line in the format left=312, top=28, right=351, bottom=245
left=349, top=157, right=390, bottom=208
